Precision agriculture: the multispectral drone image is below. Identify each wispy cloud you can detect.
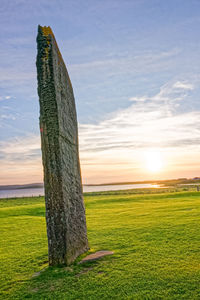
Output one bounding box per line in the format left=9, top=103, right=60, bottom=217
left=0, top=135, right=40, bottom=157
left=0, top=135, right=42, bottom=185
left=0, top=114, right=16, bottom=121
left=173, top=81, right=194, bottom=90
left=1, top=79, right=200, bottom=184
left=0, top=95, right=11, bottom=101
left=80, top=80, right=199, bottom=152
left=129, top=80, right=194, bottom=103
left=70, top=48, right=181, bottom=77
left=77, top=79, right=200, bottom=182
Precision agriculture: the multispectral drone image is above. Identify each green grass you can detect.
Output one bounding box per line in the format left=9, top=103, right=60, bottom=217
left=0, top=189, right=200, bottom=299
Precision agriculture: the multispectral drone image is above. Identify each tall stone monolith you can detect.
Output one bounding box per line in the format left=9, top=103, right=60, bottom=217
left=36, top=25, right=89, bottom=266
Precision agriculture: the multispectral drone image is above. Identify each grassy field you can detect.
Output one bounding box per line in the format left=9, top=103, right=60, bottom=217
left=0, top=189, right=200, bottom=299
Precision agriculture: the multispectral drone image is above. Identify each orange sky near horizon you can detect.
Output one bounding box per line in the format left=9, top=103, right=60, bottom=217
left=0, top=135, right=199, bottom=185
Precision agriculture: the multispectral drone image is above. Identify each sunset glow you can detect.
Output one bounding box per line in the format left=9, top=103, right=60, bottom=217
left=145, top=150, right=163, bottom=173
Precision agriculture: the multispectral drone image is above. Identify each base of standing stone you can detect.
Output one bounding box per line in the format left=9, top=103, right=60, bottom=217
left=79, top=250, right=114, bottom=264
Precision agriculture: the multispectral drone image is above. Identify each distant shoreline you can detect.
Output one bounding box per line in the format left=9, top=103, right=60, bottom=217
left=0, top=177, right=200, bottom=191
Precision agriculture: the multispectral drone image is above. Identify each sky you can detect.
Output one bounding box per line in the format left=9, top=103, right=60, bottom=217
left=0, top=0, right=200, bottom=185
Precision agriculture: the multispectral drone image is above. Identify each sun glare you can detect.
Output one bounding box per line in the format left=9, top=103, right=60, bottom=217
left=144, top=150, right=163, bottom=173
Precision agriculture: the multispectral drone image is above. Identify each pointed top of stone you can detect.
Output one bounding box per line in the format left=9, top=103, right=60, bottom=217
left=37, top=25, right=64, bottom=67
left=38, top=25, right=54, bottom=37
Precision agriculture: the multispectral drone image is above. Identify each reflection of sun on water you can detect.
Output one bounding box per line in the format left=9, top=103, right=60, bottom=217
left=145, top=150, right=163, bottom=173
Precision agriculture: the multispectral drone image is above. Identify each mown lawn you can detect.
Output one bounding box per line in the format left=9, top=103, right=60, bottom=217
left=0, top=190, right=200, bottom=299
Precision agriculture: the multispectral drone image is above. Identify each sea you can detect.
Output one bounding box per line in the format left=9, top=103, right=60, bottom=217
left=0, top=183, right=160, bottom=199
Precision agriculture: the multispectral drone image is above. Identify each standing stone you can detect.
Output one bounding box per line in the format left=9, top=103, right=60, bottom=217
left=36, top=25, right=89, bottom=265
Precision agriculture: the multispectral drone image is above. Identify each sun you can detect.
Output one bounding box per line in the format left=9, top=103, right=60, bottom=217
left=144, top=150, right=163, bottom=173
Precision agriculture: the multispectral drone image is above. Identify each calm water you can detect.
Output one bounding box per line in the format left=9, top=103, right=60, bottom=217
left=0, top=183, right=160, bottom=199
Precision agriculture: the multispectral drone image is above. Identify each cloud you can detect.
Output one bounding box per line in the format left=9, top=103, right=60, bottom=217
left=0, top=135, right=40, bottom=156
left=173, top=81, right=194, bottom=90
left=0, top=95, right=11, bottom=101
left=79, top=110, right=200, bottom=153
left=1, top=79, right=200, bottom=184
left=0, top=114, right=16, bottom=121
left=69, top=48, right=181, bottom=78
left=77, top=79, right=200, bottom=182
left=4, top=81, right=191, bottom=160
left=79, top=80, right=200, bottom=158
left=129, top=80, right=194, bottom=103
left=0, top=135, right=42, bottom=185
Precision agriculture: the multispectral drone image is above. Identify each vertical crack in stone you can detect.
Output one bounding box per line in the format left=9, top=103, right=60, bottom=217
left=36, top=25, right=89, bottom=266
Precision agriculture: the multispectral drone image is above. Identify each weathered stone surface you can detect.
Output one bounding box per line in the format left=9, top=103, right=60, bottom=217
left=36, top=25, right=89, bottom=266
left=79, top=251, right=114, bottom=264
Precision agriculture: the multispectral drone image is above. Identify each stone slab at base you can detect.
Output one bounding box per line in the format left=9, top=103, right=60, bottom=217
left=79, top=251, right=114, bottom=264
